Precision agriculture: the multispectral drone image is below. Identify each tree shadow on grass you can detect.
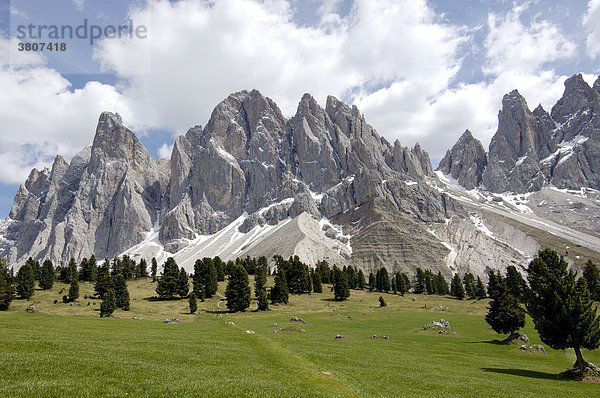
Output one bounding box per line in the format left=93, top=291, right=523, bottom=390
left=482, top=368, right=558, bottom=381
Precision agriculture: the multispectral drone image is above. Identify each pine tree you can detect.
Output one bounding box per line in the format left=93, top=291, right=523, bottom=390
left=425, top=270, right=436, bottom=295
left=379, top=296, right=387, bottom=307
left=0, top=259, right=16, bottom=310
left=450, top=274, right=465, bottom=300
left=121, top=255, right=135, bottom=280
left=357, top=270, right=366, bottom=290
left=487, top=270, right=502, bottom=299
left=25, top=258, right=40, bottom=281
left=138, top=258, right=149, bottom=278
left=225, top=264, right=251, bottom=312
left=111, top=257, right=123, bottom=278
left=68, top=272, right=79, bottom=302
left=287, top=256, right=310, bottom=294
left=100, top=288, right=116, bottom=317
left=114, top=273, right=130, bottom=310
left=79, top=257, right=95, bottom=281
left=254, top=267, right=267, bottom=298
left=463, top=273, right=476, bottom=299
left=368, top=272, right=376, bottom=291
left=583, top=260, right=600, bottom=301
left=316, top=260, right=331, bottom=284
left=257, top=288, right=269, bottom=311
left=485, top=273, right=525, bottom=335
left=527, top=249, right=600, bottom=371
left=391, top=278, right=397, bottom=294
left=270, top=269, right=289, bottom=304
left=214, top=256, right=226, bottom=281
left=395, top=272, right=406, bottom=295
left=403, top=274, right=411, bottom=292
left=94, top=259, right=113, bottom=298
left=505, top=265, right=528, bottom=301
left=332, top=267, right=350, bottom=301
left=435, top=272, right=449, bottom=295
left=189, top=292, right=198, bottom=314
left=380, top=268, right=390, bottom=293
left=156, top=257, right=180, bottom=299
left=39, top=259, right=54, bottom=290
left=414, top=268, right=426, bottom=294
left=475, top=276, right=487, bottom=298
left=151, top=257, right=158, bottom=282
left=193, top=258, right=218, bottom=299
left=177, top=267, right=189, bottom=298
left=16, top=262, right=35, bottom=299
left=312, top=270, right=323, bottom=293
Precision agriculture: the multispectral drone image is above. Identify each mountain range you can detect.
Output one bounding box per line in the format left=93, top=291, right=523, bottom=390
left=1, top=73, right=600, bottom=279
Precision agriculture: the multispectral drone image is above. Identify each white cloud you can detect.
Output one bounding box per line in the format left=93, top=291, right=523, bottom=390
left=157, top=143, right=173, bottom=159
left=583, top=0, right=600, bottom=59
left=72, top=0, right=85, bottom=11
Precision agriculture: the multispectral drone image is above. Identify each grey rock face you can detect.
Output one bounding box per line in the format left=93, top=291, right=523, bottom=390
left=437, top=130, right=487, bottom=189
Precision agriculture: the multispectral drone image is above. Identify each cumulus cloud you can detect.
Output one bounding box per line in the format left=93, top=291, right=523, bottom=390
left=157, top=143, right=173, bottom=159
left=583, top=0, right=600, bottom=59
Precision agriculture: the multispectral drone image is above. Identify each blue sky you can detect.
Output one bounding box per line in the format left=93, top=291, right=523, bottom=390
left=0, top=0, right=599, bottom=218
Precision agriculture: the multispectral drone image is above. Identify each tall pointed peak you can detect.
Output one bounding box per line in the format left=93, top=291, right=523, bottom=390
left=593, top=75, right=600, bottom=94
left=501, top=89, right=529, bottom=112
left=551, top=73, right=598, bottom=123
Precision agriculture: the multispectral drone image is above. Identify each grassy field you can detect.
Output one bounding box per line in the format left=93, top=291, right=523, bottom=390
left=1, top=277, right=599, bottom=397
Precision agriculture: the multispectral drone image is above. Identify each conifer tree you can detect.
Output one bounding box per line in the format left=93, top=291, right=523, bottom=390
left=156, top=257, right=180, bottom=299
left=225, top=264, right=251, bottom=312
left=79, top=257, right=93, bottom=281
left=379, top=295, right=387, bottom=307
left=583, top=260, right=600, bottom=301
left=214, top=256, right=226, bottom=281
left=391, top=278, right=397, bottom=294
left=16, top=262, right=35, bottom=299
left=485, top=272, right=525, bottom=336
left=505, top=265, right=528, bottom=301
left=463, top=272, right=476, bottom=299
left=68, top=271, right=79, bottom=302
left=94, top=259, right=113, bottom=298
left=114, top=273, right=130, bottom=310
left=177, top=267, right=189, bottom=298
left=312, top=270, right=323, bottom=293
left=395, top=272, right=406, bottom=295
left=403, top=274, right=411, bottom=292
left=270, top=269, right=289, bottom=304
left=527, top=249, right=600, bottom=371
left=475, top=276, right=487, bottom=298
left=39, top=259, right=54, bottom=290
left=111, top=257, right=123, bottom=278
left=450, top=274, right=465, bottom=300
left=332, top=267, right=350, bottom=301
left=287, top=256, right=310, bottom=294
left=254, top=267, right=267, bottom=298
left=100, top=288, right=116, bottom=317
left=121, top=255, right=135, bottom=280
left=435, top=271, right=449, bottom=295
left=138, top=258, right=149, bottom=278
left=368, top=272, right=376, bottom=291
left=66, top=257, right=78, bottom=283
left=414, top=268, right=426, bottom=294
left=425, top=271, right=436, bottom=295
left=189, top=292, right=198, bottom=314
left=151, top=257, right=158, bottom=282
left=257, top=288, right=269, bottom=311
left=193, top=258, right=218, bottom=298
left=487, top=270, right=502, bottom=299
left=316, top=260, right=331, bottom=284
left=0, top=259, right=16, bottom=310
left=25, top=258, right=40, bottom=281
left=380, top=268, right=391, bottom=292
left=357, top=270, right=366, bottom=290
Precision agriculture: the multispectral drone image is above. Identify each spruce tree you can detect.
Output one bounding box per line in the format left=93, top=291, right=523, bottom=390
left=463, top=272, right=476, bottom=299
left=527, top=249, right=600, bottom=371
left=254, top=267, right=267, bottom=298
left=583, top=260, right=600, bottom=301
left=225, top=264, right=251, bottom=312
left=287, top=256, right=310, bottom=294
left=79, top=257, right=94, bottom=281
left=0, top=259, right=16, bottom=310
left=395, top=272, right=406, bottom=295
left=435, top=271, right=449, bottom=295
left=100, top=288, right=116, bottom=317
left=193, top=258, right=218, bottom=298
left=425, top=271, right=436, bottom=295
left=270, top=269, right=289, bottom=304
left=114, top=273, right=130, bottom=310
left=94, top=259, right=113, bottom=298
left=189, top=292, right=198, bottom=314
left=257, top=288, right=269, bottom=311
left=39, top=259, right=54, bottom=290
left=25, top=258, right=40, bottom=281
left=357, top=270, right=366, bottom=290
left=380, top=268, right=390, bottom=293
left=487, top=270, right=502, bottom=299
left=505, top=265, right=527, bottom=301
left=214, top=256, right=226, bottom=281
left=475, top=276, right=487, bottom=298
left=368, top=272, right=376, bottom=291
left=391, top=278, right=397, bottom=294
left=485, top=273, right=525, bottom=335
left=312, top=270, right=323, bottom=293
left=68, top=272, right=79, bottom=302
left=332, top=267, right=350, bottom=301
left=450, top=274, right=465, bottom=300
left=156, top=257, right=180, bottom=299
left=403, top=274, right=411, bottom=292
left=151, top=257, right=158, bottom=282
left=16, top=262, right=35, bottom=299
left=138, top=258, right=149, bottom=278
left=379, top=296, right=387, bottom=307
left=177, top=267, right=189, bottom=298
left=414, top=268, right=426, bottom=294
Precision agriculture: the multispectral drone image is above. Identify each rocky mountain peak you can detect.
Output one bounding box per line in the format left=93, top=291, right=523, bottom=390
left=437, top=129, right=487, bottom=190
left=594, top=76, right=600, bottom=93
left=551, top=73, right=599, bottom=124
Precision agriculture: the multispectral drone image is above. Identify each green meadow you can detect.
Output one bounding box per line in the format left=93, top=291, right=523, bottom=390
left=0, top=278, right=598, bottom=397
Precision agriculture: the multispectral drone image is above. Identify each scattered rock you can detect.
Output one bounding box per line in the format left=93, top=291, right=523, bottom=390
left=507, top=331, right=529, bottom=344
left=269, top=323, right=279, bottom=327
left=300, top=329, right=306, bottom=333
left=362, top=313, right=368, bottom=315
left=520, top=344, right=546, bottom=354
left=290, top=317, right=312, bottom=326
left=347, top=316, right=354, bottom=320
left=328, top=304, right=334, bottom=307
left=422, top=319, right=451, bottom=330
left=162, top=319, right=171, bottom=323
left=431, top=306, right=448, bottom=311
left=245, top=330, right=255, bottom=334
left=227, top=321, right=235, bottom=325
left=335, top=334, right=343, bottom=339
left=169, top=322, right=178, bottom=325
left=559, top=363, right=600, bottom=380
left=371, top=335, right=377, bottom=338
left=322, top=371, right=332, bottom=376
left=161, top=312, right=167, bottom=315
left=173, top=318, right=181, bottom=322
left=26, top=305, right=35, bottom=313
left=133, top=316, right=139, bottom=320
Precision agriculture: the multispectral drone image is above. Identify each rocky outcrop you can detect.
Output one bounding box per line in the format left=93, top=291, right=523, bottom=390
left=437, top=130, right=487, bottom=189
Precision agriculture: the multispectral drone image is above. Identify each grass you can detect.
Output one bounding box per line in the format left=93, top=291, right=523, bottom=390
left=1, top=278, right=599, bottom=397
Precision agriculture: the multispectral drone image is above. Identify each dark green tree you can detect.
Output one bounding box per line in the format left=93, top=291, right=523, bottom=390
left=16, top=262, right=35, bottom=299
left=475, top=276, right=487, bottom=298
left=527, top=249, right=600, bottom=371
left=487, top=270, right=503, bottom=299
left=193, top=258, right=218, bottom=298
left=316, top=260, right=331, bottom=284
left=156, top=257, right=180, bottom=299
left=114, top=273, right=130, bottom=310
left=254, top=266, right=267, bottom=298
left=287, top=256, right=310, bottom=294
left=257, top=288, right=269, bottom=311
left=270, top=269, right=289, bottom=305
left=177, top=267, right=189, bottom=298
left=25, top=258, right=40, bottom=281
left=435, top=271, right=449, bottom=295
left=39, top=259, right=54, bottom=290
left=357, top=270, right=366, bottom=290
left=379, top=296, right=387, bottom=307
left=225, top=264, right=251, bottom=312
left=376, top=268, right=391, bottom=293
left=368, top=272, right=376, bottom=291
left=151, top=257, right=158, bottom=282
left=395, top=272, right=406, bottom=295
left=463, top=272, right=476, bottom=299
left=332, top=267, right=350, bottom=301
left=68, top=271, right=79, bottom=302
left=189, top=292, right=198, bottom=314
left=100, top=288, right=116, bottom=317
left=110, top=257, right=123, bottom=278
left=121, top=255, right=135, bottom=280
left=414, top=268, right=426, bottom=294
left=214, top=256, right=226, bottom=282
left=450, top=274, right=465, bottom=300
left=485, top=273, right=525, bottom=335
left=312, top=269, right=323, bottom=293
left=79, top=257, right=95, bottom=282
left=0, top=259, right=16, bottom=310
left=94, top=259, right=113, bottom=298
left=425, top=270, right=436, bottom=295
left=138, top=258, right=149, bottom=278
left=583, top=260, right=600, bottom=301
left=505, top=265, right=528, bottom=301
